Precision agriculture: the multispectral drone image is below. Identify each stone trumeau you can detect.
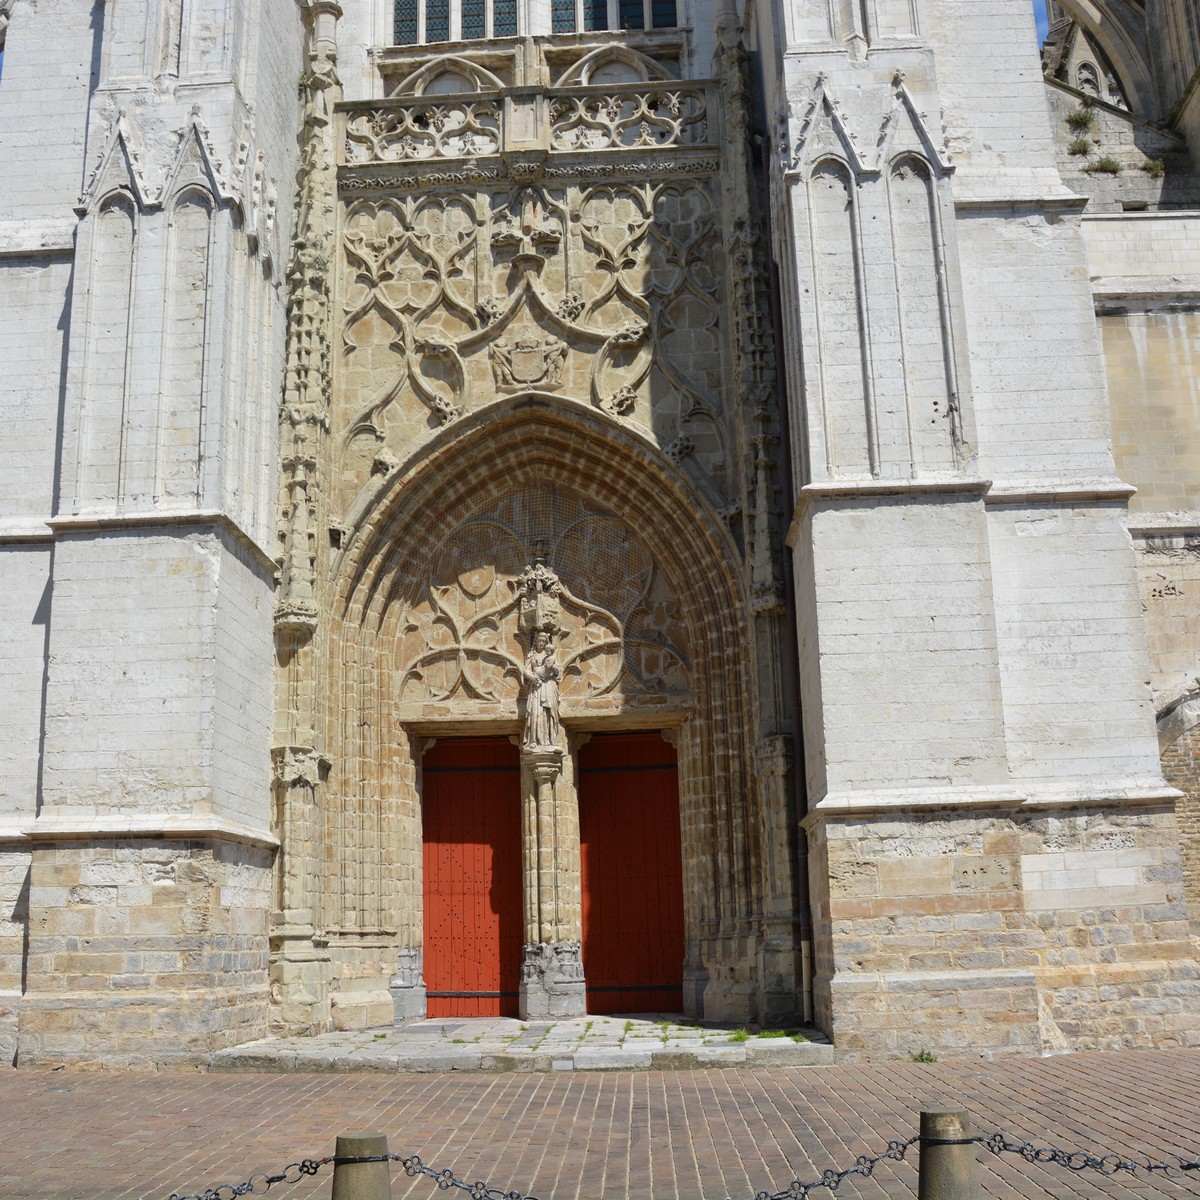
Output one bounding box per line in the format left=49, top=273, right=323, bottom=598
left=0, top=0, right=1196, bottom=1065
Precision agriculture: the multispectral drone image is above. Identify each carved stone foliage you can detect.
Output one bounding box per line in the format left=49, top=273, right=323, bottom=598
left=337, top=177, right=729, bottom=516
left=390, top=486, right=691, bottom=708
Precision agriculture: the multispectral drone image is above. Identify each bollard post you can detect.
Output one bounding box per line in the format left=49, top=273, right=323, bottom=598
left=331, top=1132, right=393, bottom=1200
left=917, top=1110, right=979, bottom=1200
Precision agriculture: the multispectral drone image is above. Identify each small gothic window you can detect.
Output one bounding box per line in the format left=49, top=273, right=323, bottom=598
left=393, top=0, right=520, bottom=42
left=619, top=0, right=645, bottom=29
left=650, top=0, right=676, bottom=26
left=391, top=0, right=673, bottom=41
left=552, top=0, right=575, bottom=32
left=1076, top=61, right=1100, bottom=95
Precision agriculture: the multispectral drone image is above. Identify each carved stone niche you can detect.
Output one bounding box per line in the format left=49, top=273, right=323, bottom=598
left=388, top=484, right=692, bottom=718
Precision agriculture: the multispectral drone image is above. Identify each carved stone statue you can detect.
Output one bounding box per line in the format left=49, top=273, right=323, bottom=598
left=522, top=629, right=561, bottom=748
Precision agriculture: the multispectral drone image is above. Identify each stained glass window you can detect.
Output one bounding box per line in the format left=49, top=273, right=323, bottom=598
left=552, top=0, right=576, bottom=33
left=585, top=0, right=608, bottom=30
left=394, top=0, right=418, bottom=44
left=462, top=0, right=485, bottom=39
left=493, top=0, right=518, bottom=35
left=425, top=0, right=450, bottom=41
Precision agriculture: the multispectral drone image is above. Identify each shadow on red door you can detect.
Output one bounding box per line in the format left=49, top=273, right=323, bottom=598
left=422, top=737, right=522, bottom=1018
left=579, top=731, right=684, bottom=1014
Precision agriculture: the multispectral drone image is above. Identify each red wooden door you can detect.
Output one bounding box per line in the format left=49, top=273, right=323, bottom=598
left=578, top=731, right=684, bottom=1014
left=422, top=737, right=522, bottom=1018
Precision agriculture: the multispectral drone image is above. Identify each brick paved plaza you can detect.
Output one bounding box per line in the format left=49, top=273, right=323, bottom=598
left=2, top=1049, right=1199, bottom=1200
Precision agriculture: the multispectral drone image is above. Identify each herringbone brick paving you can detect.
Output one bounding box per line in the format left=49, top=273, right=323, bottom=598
left=1, top=1051, right=1198, bottom=1200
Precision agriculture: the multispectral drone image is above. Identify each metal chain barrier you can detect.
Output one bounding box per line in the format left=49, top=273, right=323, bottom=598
left=164, top=1129, right=1200, bottom=1200
left=979, top=1131, right=1200, bottom=1179
left=723, top=1135, right=920, bottom=1199
left=166, top=1156, right=332, bottom=1200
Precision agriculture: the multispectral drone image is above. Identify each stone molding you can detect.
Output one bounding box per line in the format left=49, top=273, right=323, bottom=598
left=802, top=780, right=1181, bottom=825
left=0, top=517, right=54, bottom=543
left=16, top=811, right=279, bottom=848
left=0, top=218, right=77, bottom=258
left=48, top=509, right=277, bottom=574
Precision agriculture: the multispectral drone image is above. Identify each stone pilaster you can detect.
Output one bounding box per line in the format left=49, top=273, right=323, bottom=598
left=268, top=746, right=330, bottom=1031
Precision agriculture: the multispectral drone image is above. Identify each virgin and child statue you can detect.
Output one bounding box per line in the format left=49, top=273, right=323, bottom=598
left=522, top=629, right=561, bottom=749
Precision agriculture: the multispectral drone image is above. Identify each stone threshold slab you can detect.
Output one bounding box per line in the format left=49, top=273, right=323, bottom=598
left=209, top=1015, right=834, bottom=1074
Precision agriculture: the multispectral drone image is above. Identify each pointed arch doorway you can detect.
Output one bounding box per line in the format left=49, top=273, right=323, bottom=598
left=578, top=730, right=685, bottom=1014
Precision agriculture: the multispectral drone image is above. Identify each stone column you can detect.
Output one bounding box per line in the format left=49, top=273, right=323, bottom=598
left=519, top=746, right=586, bottom=1019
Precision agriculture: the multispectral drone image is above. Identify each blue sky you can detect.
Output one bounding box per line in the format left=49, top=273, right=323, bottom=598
left=1034, top=0, right=1049, bottom=42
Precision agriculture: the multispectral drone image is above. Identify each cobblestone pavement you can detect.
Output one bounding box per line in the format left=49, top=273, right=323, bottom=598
left=1, top=1048, right=1198, bottom=1200
left=211, top=1015, right=833, bottom=1073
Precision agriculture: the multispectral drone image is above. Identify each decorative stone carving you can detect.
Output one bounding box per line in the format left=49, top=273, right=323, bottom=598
left=550, top=87, right=709, bottom=150
left=490, top=335, right=567, bottom=390
left=522, top=629, right=562, bottom=750
left=519, top=940, right=585, bottom=1020
left=517, top=558, right=562, bottom=637
left=344, top=99, right=502, bottom=163
left=276, top=42, right=339, bottom=641
left=392, top=487, right=691, bottom=708
left=491, top=186, right=563, bottom=275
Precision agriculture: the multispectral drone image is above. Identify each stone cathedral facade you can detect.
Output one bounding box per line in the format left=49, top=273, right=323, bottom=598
left=0, top=0, right=1198, bottom=1066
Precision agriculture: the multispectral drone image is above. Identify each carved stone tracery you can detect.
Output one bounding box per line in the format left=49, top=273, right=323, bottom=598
left=392, top=487, right=691, bottom=710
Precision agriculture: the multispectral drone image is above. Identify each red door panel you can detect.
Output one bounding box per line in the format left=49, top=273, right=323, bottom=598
left=579, top=731, right=684, bottom=1014
left=422, top=737, right=522, bottom=1018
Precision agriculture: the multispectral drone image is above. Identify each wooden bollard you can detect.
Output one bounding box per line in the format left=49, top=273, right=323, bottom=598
left=331, top=1132, right=393, bottom=1200
left=918, top=1110, right=979, bottom=1200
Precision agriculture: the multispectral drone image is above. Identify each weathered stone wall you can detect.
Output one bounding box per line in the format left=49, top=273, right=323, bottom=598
left=0, top=0, right=305, bottom=1063
left=17, top=839, right=272, bottom=1067
left=1042, top=84, right=1198, bottom=214
left=810, top=807, right=1197, bottom=1057
left=1161, top=729, right=1200, bottom=935
left=1102, top=308, right=1200, bottom=515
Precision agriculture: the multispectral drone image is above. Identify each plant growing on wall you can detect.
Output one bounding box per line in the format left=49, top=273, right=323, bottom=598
left=1066, top=106, right=1097, bottom=134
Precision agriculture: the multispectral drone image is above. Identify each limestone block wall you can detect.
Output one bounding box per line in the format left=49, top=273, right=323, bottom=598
left=0, top=0, right=307, bottom=1062
left=17, top=839, right=271, bottom=1067
left=1079, top=208, right=1200, bottom=943
left=38, top=529, right=273, bottom=823
left=0, top=0, right=95, bottom=220
left=793, top=494, right=1007, bottom=802
left=765, top=0, right=1197, bottom=1055
left=1042, top=84, right=1198, bottom=213
left=1161, top=728, right=1200, bottom=934
left=0, top=547, right=51, bottom=824
left=811, top=806, right=1196, bottom=1055
left=985, top=502, right=1161, bottom=788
